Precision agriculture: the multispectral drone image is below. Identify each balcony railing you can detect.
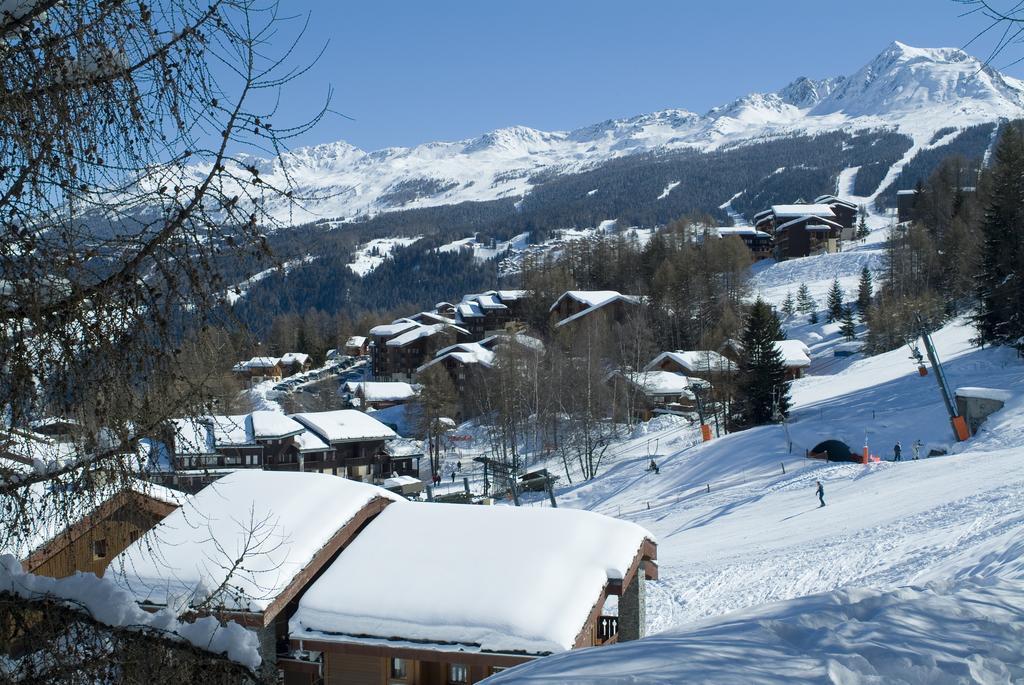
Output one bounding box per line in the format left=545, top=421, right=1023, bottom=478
left=597, top=615, right=619, bottom=644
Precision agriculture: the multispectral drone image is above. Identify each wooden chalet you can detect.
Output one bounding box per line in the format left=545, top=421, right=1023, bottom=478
left=609, top=370, right=705, bottom=421
left=814, top=195, right=858, bottom=232
left=280, top=352, right=313, bottom=377
left=369, top=320, right=467, bottom=381
left=550, top=290, right=642, bottom=329
left=287, top=502, right=658, bottom=685
left=719, top=339, right=811, bottom=380
left=292, top=410, right=397, bottom=483
left=707, top=227, right=773, bottom=261
left=3, top=469, right=187, bottom=580
left=644, top=350, right=737, bottom=382
left=110, top=470, right=401, bottom=680
left=345, top=381, right=419, bottom=410
left=344, top=336, right=370, bottom=357
left=753, top=203, right=847, bottom=260
left=233, top=356, right=286, bottom=383
left=161, top=410, right=396, bottom=491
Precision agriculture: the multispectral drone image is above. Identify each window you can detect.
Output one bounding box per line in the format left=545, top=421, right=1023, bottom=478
left=390, top=658, right=408, bottom=679
left=92, top=539, right=108, bottom=560
left=448, top=663, right=468, bottom=684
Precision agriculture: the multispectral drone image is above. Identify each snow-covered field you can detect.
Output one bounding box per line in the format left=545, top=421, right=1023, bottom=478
left=347, top=237, right=421, bottom=276
left=458, top=319, right=1024, bottom=682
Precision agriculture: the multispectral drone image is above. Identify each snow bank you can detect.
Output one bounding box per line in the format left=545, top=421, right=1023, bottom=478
left=955, top=387, right=1013, bottom=403
left=484, top=577, right=1024, bottom=684
left=0, top=554, right=260, bottom=671
left=291, top=503, right=653, bottom=655
left=111, top=470, right=398, bottom=613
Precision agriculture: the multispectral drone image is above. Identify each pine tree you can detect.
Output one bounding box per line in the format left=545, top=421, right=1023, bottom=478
left=781, top=291, right=795, bottom=318
left=856, top=206, right=870, bottom=240
left=735, top=298, right=790, bottom=428
left=826, top=277, right=844, bottom=323
left=796, top=283, right=815, bottom=314
left=856, top=266, right=873, bottom=319
left=809, top=309, right=819, bottom=325
left=839, top=305, right=857, bottom=341
left=974, top=123, right=1024, bottom=351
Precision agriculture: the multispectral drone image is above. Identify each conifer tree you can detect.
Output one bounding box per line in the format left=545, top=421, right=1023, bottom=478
left=809, top=309, right=819, bottom=325
left=974, top=123, right=1024, bottom=351
left=857, top=266, right=873, bottom=319
left=856, top=206, right=870, bottom=240
left=796, top=283, right=815, bottom=314
left=839, top=305, right=857, bottom=341
left=735, top=298, right=790, bottom=428
left=782, top=291, right=795, bottom=318
left=826, top=277, right=844, bottom=322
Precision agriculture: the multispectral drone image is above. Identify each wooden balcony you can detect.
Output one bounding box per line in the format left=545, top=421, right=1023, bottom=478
left=597, top=615, right=619, bottom=644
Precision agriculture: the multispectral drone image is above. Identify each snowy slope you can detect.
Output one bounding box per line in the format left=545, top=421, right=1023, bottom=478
left=346, top=236, right=421, bottom=276
left=481, top=319, right=1024, bottom=682
left=178, top=42, right=1024, bottom=225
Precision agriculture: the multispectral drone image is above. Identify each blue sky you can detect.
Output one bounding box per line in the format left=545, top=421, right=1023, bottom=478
left=254, top=1, right=1024, bottom=151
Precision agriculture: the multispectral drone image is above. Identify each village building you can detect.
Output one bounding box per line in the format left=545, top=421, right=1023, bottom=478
left=368, top=319, right=422, bottom=380
left=345, top=381, right=419, bottom=410
left=644, top=350, right=737, bottom=382
left=287, top=502, right=658, bottom=685
left=753, top=203, right=848, bottom=260
left=384, top=438, right=424, bottom=478
left=706, top=226, right=774, bottom=261
left=292, top=410, right=397, bottom=483
left=233, top=356, right=286, bottom=384
left=814, top=194, right=859, bottom=233
left=609, top=370, right=706, bottom=420
left=550, top=290, right=642, bottom=329
left=369, top=320, right=468, bottom=381
left=719, top=339, right=812, bottom=380
left=280, top=352, right=312, bottom=376
left=897, top=188, right=919, bottom=223
left=344, top=335, right=369, bottom=357
left=2, top=465, right=187, bottom=579
left=160, top=410, right=395, bottom=491
left=110, top=470, right=400, bottom=679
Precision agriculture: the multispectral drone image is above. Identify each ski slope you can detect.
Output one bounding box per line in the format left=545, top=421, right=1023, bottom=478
left=475, top=320, right=1024, bottom=682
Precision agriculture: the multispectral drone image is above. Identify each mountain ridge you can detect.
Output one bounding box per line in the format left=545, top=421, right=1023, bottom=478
left=209, top=41, right=1024, bottom=226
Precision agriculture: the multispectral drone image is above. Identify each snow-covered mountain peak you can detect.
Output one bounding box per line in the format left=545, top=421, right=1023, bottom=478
left=812, top=40, right=1024, bottom=117
left=462, top=125, right=566, bottom=155
left=777, top=76, right=848, bottom=108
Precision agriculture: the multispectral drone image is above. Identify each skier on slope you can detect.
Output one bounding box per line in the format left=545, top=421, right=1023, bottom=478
left=648, top=458, right=659, bottom=474
left=816, top=480, right=825, bottom=507
left=893, top=441, right=902, bottom=462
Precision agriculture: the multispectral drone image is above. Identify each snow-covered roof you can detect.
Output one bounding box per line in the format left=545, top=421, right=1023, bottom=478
left=344, top=335, right=367, bottom=347
left=474, top=293, right=508, bottom=310
left=385, top=438, right=424, bottom=458
left=771, top=204, right=836, bottom=218
left=352, top=381, right=418, bottom=402
left=496, top=289, right=529, bottom=302
left=369, top=320, right=419, bottom=337
left=294, top=430, right=331, bottom=453
left=111, top=471, right=398, bottom=615
left=418, top=342, right=496, bottom=373
left=896, top=189, right=919, bottom=196
left=241, top=356, right=281, bottom=369
left=714, top=227, right=771, bottom=239
left=551, top=291, right=642, bottom=328
left=290, top=503, right=654, bottom=656
left=456, top=300, right=485, bottom=319
left=292, top=410, right=396, bottom=444
left=4, top=478, right=189, bottom=563
left=814, top=194, right=858, bottom=209
left=644, top=351, right=737, bottom=374
left=249, top=411, right=305, bottom=440
left=482, top=332, right=546, bottom=354
left=207, top=415, right=253, bottom=447
left=775, top=214, right=844, bottom=233
left=616, top=371, right=704, bottom=397
left=382, top=475, right=421, bottom=489
left=955, top=387, right=1012, bottom=403
left=386, top=323, right=468, bottom=347
left=774, top=340, right=812, bottom=368
left=280, top=352, right=310, bottom=365
left=0, top=428, right=83, bottom=466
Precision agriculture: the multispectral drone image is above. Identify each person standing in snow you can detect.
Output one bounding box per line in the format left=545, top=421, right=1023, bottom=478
left=456, top=460, right=462, bottom=472
left=648, top=459, right=659, bottom=474
left=893, top=441, right=902, bottom=462
left=816, top=480, right=825, bottom=507
left=912, top=440, right=922, bottom=460
left=451, top=470, right=456, bottom=484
